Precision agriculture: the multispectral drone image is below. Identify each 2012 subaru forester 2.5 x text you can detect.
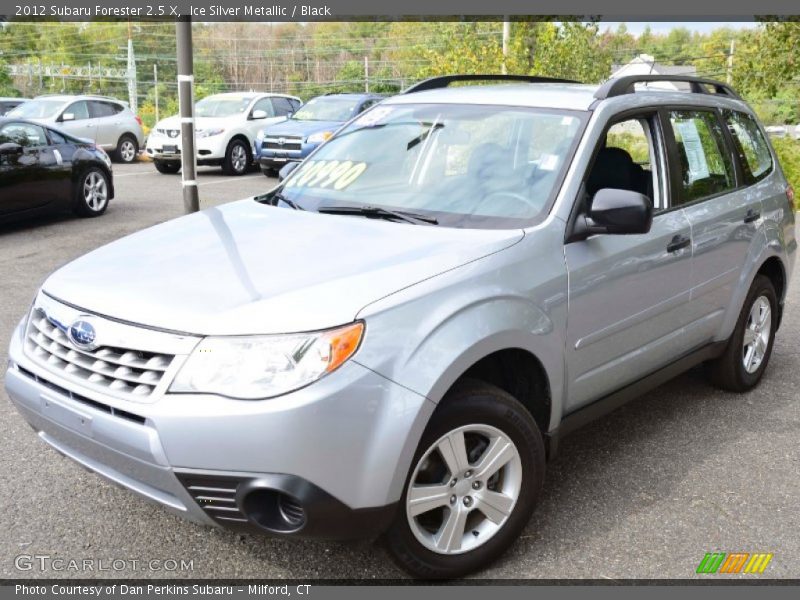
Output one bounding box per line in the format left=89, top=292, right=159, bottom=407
left=5, top=74, right=796, bottom=578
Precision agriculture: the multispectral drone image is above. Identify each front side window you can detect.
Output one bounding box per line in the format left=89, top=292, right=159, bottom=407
left=251, top=98, right=275, bottom=117
left=0, top=122, right=48, bottom=147
left=65, top=101, right=90, bottom=121
left=667, top=110, right=735, bottom=204
left=278, top=103, right=585, bottom=228
left=724, top=110, right=773, bottom=183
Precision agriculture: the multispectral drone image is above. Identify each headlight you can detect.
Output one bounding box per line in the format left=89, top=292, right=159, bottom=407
left=307, top=131, right=334, bottom=144
left=170, top=322, right=364, bottom=399
left=256, top=129, right=266, bottom=141
left=197, top=128, right=225, bottom=138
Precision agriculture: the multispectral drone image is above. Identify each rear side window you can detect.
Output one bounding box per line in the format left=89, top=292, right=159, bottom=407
left=724, top=110, right=773, bottom=183
left=272, top=97, right=295, bottom=117
left=289, top=98, right=302, bottom=112
left=667, top=110, right=736, bottom=205
left=90, top=101, right=122, bottom=118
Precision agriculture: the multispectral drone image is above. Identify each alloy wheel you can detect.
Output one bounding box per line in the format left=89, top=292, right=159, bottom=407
left=231, top=143, right=248, bottom=173
left=83, top=171, right=108, bottom=212
left=742, top=295, right=771, bottom=374
left=406, top=424, right=522, bottom=555
left=120, top=139, right=136, bottom=162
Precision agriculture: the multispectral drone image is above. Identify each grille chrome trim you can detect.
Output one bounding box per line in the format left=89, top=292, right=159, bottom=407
left=26, top=308, right=173, bottom=398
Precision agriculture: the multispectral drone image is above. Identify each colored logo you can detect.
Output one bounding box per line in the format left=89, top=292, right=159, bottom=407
left=696, top=552, right=773, bottom=574
left=68, top=319, right=97, bottom=350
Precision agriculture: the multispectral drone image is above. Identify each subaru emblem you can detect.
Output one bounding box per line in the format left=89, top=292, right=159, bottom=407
left=68, top=319, right=97, bottom=350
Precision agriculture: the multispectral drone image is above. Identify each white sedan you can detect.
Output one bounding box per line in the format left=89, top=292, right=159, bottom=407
left=146, top=92, right=302, bottom=175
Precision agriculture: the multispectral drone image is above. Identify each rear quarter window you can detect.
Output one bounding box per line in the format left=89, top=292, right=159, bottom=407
left=724, top=110, right=773, bottom=184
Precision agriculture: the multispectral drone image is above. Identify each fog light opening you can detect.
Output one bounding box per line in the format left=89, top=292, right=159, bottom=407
left=241, top=489, right=306, bottom=533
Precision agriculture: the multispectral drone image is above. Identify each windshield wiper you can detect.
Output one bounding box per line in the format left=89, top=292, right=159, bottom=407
left=262, top=190, right=304, bottom=210
left=317, top=204, right=438, bottom=225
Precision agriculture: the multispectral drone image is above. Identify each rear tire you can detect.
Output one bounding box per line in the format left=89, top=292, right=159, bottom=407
left=706, top=275, right=777, bottom=392
left=114, top=134, right=138, bottom=163
left=384, top=380, right=545, bottom=579
left=222, top=139, right=250, bottom=176
left=73, top=168, right=110, bottom=217
left=154, top=160, right=181, bottom=174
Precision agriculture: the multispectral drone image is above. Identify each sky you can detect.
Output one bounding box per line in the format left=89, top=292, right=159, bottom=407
left=599, top=21, right=757, bottom=35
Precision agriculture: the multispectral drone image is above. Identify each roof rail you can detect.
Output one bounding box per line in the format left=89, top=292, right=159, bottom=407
left=403, top=74, right=580, bottom=94
left=594, top=75, right=742, bottom=100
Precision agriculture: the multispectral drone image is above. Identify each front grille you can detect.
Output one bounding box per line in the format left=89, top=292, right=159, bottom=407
left=263, top=136, right=302, bottom=151
left=16, top=365, right=146, bottom=425
left=25, top=308, right=174, bottom=398
left=156, top=128, right=180, bottom=138
left=176, top=474, right=249, bottom=526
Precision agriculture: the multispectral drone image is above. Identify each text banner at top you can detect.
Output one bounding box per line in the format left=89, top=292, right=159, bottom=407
left=1, top=0, right=800, bottom=21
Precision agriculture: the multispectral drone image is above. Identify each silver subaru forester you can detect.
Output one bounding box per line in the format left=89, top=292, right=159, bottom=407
left=5, top=74, right=796, bottom=578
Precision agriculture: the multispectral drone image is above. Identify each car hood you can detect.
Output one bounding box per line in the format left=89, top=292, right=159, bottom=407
left=42, top=200, right=523, bottom=336
left=261, top=119, right=343, bottom=138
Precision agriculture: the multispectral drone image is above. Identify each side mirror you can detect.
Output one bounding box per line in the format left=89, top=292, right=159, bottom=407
left=582, top=188, right=653, bottom=236
left=278, top=162, right=299, bottom=182
left=0, top=142, right=23, bottom=156
left=250, top=110, right=268, bottom=120
left=60, top=112, right=75, bottom=122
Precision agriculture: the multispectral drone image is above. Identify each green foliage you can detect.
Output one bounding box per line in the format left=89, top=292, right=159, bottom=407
left=772, top=138, right=800, bottom=209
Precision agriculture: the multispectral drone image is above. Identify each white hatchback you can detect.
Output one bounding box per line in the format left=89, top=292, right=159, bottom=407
left=146, top=92, right=302, bottom=175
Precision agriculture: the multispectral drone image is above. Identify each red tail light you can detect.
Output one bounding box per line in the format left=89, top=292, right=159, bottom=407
left=135, top=115, right=143, bottom=126
left=787, top=185, right=795, bottom=206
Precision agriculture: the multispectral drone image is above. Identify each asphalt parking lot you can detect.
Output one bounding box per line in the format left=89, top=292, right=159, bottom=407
left=0, top=161, right=798, bottom=580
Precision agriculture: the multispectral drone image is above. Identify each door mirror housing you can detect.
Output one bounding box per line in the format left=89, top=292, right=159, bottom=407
left=250, top=110, right=268, bottom=120
left=576, top=188, right=653, bottom=239
left=60, top=112, right=75, bottom=122
left=278, top=161, right=300, bottom=182
left=0, top=142, right=23, bottom=156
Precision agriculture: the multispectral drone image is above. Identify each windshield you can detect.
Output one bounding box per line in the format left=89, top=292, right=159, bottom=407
left=279, top=103, right=585, bottom=228
left=292, top=97, right=361, bottom=122
left=195, top=95, right=254, bottom=118
left=8, top=99, right=64, bottom=119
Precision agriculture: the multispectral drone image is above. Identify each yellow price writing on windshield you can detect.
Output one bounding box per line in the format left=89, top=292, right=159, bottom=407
left=285, top=160, right=368, bottom=191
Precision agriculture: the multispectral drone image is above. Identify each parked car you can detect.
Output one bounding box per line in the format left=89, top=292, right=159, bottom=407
left=255, top=93, right=384, bottom=175
left=5, top=75, right=795, bottom=578
left=146, top=92, right=302, bottom=176
left=0, top=117, right=114, bottom=221
left=7, top=95, right=144, bottom=164
left=0, top=97, right=28, bottom=116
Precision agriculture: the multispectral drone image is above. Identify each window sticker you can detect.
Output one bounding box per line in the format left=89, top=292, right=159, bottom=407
left=284, top=160, right=368, bottom=191
left=675, top=120, right=710, bottom=182
left=538, top=154, right=560, bottom=171
left=353, top=105, right=395, bottom=127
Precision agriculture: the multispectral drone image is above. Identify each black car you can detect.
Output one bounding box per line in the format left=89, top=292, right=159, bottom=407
left=0, top=117, right=114, bottom=222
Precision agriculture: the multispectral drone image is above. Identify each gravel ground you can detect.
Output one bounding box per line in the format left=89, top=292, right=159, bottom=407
left=0, top=162, right=797, bottom=580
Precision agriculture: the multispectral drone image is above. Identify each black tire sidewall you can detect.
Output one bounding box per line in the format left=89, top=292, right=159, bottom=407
left=73, top=168, right=109, bottom=217
left=385, top=382, right=545, bottom=579
left=116, top=135, right=138, bottom=163
left=154, top=160, right=180, bottom=174
left=224, top=139, right=250, bottom=175
left=730, top=276, right=778, bottom=389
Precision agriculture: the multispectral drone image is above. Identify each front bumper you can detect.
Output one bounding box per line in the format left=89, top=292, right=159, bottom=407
left=145, top=135, right=228, bottom=164
left=5, top=306, right=432, bottom=539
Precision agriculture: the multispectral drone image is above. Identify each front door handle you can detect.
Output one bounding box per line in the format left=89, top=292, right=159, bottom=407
left=667, top=234, right=691, bottom=253
left=744, top=208, right=761, bottom=223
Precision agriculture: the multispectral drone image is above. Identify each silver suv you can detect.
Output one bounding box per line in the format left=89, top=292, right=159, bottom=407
left=8, top=94, right=144, bottom=163
left=5, top=75, right=796, bottom=578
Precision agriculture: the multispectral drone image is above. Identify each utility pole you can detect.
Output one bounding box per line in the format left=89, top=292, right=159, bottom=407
left=502, top=20, right=511, bottom=75
left=176, top=17, right=199, bottom=214
left=364, top=56, right=369, bottom=92
left=726, top=39, right=735, bottom=85
left=153, top=63, right=159, bottom=123
left=127, top=20, right=137, bottom=114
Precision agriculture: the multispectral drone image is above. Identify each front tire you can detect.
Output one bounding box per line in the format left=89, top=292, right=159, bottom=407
left=222, top=139, right=250, bottom=176
left=154, top=160, right=181, bottom=174
left=706, top=275, right=778, bottom=392
left=261, top=165, right=278, bottom=177
left=73, top=168, right=110, bottom=217
left=385, top=380, right=545, bottom=579
left=114, top=134, right=138, bottom=163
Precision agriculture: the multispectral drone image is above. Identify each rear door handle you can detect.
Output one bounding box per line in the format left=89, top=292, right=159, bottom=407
left=744, top=208, right=761, bottom=223
left=667, top=234, right=691, bottom=253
